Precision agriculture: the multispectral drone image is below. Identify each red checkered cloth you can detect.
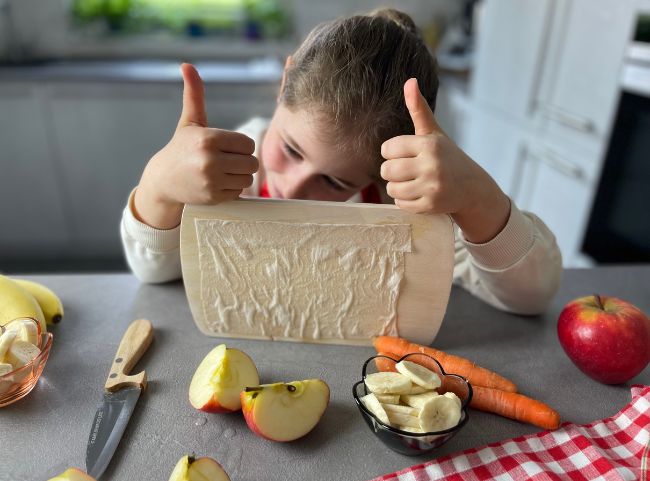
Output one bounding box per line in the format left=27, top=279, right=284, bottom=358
left=370, top=385, right=650, bottom=481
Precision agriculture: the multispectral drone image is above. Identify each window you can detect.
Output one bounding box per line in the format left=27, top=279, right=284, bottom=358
left=72, top=0, right=292, bottom=40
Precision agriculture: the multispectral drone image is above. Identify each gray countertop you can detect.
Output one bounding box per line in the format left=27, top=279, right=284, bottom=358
left=2, top=266, right=649, bottom=481
left=0, top=58, right=284, bottom=84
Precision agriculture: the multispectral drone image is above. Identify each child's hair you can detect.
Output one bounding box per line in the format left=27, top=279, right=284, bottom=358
left=280, top=8, right=439, bottom=184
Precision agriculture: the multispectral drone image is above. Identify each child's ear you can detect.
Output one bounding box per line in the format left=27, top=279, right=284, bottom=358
left=278, top=55, right=293, bottom=103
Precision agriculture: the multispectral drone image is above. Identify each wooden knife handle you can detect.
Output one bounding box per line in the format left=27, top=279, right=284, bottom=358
left=105, top=319, right=154, bottom=392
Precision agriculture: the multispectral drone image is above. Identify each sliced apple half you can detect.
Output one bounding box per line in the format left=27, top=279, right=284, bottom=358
left=47, top=468, right=96, bottom=481
left=240, top=379, right=330, bottom=442
left=168, top=455, right=231, bottom=481
left=189, top=344, right=260, bottom=413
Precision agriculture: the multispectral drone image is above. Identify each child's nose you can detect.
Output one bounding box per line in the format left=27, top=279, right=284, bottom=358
left=282, top=167, right=311, bottom=199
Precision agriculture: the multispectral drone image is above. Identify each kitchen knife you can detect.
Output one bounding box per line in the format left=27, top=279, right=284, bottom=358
left=86, top=318, right=153, bottom=479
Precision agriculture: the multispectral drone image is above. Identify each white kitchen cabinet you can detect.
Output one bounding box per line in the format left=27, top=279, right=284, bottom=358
left=512, top=142, right=596, bottom=264
left=47, top=82, right=180, bottom=258
left=0, top=79, right=278, bottom=269
left=534, top=0, right=636, bottom=151
left=470, top=0, right=555, bottom=122
left=462, top=105, right=527, bottom=197
left=0, top=83, right=71, bottom=259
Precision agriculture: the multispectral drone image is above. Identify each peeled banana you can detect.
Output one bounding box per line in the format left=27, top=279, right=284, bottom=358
left=12, top=278, right=64, bottom=326
left=0, top=275, right=46, bottom=333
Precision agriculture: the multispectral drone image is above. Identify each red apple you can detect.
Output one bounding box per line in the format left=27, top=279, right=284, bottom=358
left=557, top=295, right=650, bottom=384
left=240, top=379, right=330, bottom=442
left=168, top=455, right=231, bottom=481
left=189, top=344, right=260, bottom=413
left=47, top=468, right=96, bottom=481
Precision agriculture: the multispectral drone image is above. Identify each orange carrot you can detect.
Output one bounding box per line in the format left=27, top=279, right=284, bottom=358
left=470, top=385, right=561, bottom=430
left=375, top=349, right=560, bottom=430
left=373, top=335, right=517, bottom=393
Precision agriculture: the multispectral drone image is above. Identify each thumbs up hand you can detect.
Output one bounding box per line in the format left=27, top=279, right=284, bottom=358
left=134, top=63, right=259, bottom=230
left=380, top=78, right=511, bottom=243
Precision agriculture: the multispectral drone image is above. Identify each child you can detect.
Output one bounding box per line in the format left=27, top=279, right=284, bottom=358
left=121, top=8, right=561, bottom=315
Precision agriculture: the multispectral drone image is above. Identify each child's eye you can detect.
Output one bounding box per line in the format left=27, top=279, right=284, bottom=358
left=282, top=142, right=301, bottom=159
left=323, top=175, right=345, bottom=191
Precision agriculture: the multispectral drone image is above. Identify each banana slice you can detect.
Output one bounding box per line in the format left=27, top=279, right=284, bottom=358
left=408, top=385, right=428, bottom=394
left=382, top=403, right=419, bottom=417
left=360, top=393, right=390, bottom=424
left=0, top=329, right=17, bottom=361
left=4, top=319, right=39, bottom=346
left=0, top=362, right=14, bottom=395
left=419, top=394, right=462, bottom=432
left=364, top=372, right=412, bottom=394
left=401, top=391, right=440, bottom=409
left=375, top=394, right=400, bottom=404
left=386, top=410, right=420, bottom=429
left=396, top=360, right=441, bottom=389
left=443, top=391, right=462, bottom=410
left=0, top=363, right=13, bottom=376
left=6, top=340, right=40, bottom=369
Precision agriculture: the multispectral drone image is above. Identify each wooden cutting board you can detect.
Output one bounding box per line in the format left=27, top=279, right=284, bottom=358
left=180, top=198, right=454, bottom=346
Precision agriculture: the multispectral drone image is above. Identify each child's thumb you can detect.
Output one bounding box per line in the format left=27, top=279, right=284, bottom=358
left=177, top=63, right=208, bottom=130
left=404, top=78, right=442, bottom=136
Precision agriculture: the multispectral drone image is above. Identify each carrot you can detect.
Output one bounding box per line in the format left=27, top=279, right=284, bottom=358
left=470, top=385, right=561, bottom=430
left=373, top=335, right=517, bottom=393
left=375, top=349, right=560, bottom=430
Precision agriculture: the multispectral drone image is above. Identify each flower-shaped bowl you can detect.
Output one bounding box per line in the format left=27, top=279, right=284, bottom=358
left=0, top=318, right=53, bottom=407
left=353, top=352, right=472, bottom=455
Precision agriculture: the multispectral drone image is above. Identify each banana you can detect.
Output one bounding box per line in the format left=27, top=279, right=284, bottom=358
left=375, top=393, right=400, bottom=404
left=3, top=318, right=39, bottom=345
left=0, top=329, right=17, bottom=361
left=12, top=278, right=63, bottom=326
left=418, top=393, right=462, bottom=432
left=396, top=360, right=441, bottom=389
left=386, top=410, right=420, bottom=429
left=382, top=403, right=419, bottom=417
left=401, top=391, right=440, bottom=409
left=364, top=372, right=412, bottom=394
left=6, top=340, right=40, bottom=368
left=0, top=363, right=12, bottom=376
left=360, top=393, right=390, bottom=424
left=0, top=275, right=46, bottom=333
left=408, top=385, right=427, bottom=394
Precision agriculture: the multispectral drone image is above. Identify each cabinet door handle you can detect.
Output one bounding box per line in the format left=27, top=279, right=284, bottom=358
left=529, top=149, right=585, bottom=180
left=543, top=106, right=595, bottom=134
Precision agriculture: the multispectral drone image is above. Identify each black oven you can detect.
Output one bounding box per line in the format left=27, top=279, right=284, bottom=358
left=581, top=20, right=650, bottom=263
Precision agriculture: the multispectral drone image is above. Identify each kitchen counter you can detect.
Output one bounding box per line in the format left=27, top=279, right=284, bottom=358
left=0, top=58, right=284, bottom=84
left=2, top=266, right=649, bottom=481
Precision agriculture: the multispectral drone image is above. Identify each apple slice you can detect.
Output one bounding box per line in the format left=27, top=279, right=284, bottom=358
left=47, top=468, right=96, bottom=481
left=240, top=379, right=330, bottom=442
left=168, top=455, right=231, bottom=481
left=189, top=344, right=259, bottom=413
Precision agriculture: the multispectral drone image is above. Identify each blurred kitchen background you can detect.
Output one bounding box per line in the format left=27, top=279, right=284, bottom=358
left=1, top=0, right=649, bottom=273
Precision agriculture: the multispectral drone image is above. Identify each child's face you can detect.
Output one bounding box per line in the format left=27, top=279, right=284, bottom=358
left=260, top=104, right=374, bottom=201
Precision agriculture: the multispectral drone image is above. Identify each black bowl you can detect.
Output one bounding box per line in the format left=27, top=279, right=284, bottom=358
left=353, top=352, right=472, bottom=456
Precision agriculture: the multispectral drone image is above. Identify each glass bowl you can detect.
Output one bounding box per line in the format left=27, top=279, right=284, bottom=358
left=353, top=352, right=472, bottom=455
left=0, top=318, right=53, bottom=407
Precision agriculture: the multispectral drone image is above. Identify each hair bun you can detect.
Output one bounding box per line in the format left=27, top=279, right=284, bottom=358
left=370, top=8, right=418, bottom=35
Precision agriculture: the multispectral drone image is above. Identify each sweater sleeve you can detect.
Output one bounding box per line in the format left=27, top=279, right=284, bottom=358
left=452, top=200, right=563, bottom=315
left=121, top=188, right=183, bottom=283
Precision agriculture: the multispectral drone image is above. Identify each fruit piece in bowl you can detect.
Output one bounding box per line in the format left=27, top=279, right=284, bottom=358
left=0, top=318, right=53, bottom=407
left=353, top=353, right=472, bottom=455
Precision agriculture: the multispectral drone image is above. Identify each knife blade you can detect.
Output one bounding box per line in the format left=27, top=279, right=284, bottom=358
left=86, top=318, right=153, bottom=479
